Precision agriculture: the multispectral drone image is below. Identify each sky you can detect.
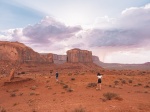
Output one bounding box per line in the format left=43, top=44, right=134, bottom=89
left=0, top=0, right=150, bottom=64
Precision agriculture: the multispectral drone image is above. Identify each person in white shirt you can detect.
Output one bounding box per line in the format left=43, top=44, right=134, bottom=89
left=96, top=73, right=102, bottom=90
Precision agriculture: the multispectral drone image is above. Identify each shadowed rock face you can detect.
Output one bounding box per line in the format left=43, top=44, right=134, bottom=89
left=67, top=48, right=93, bottom=63
left=0, top=41, right=49, bottom=63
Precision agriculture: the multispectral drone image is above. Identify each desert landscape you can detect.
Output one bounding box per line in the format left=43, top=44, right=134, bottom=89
left=0, top=41, right=150, bottom=112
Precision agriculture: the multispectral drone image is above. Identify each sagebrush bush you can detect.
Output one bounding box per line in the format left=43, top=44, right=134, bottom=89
left=103, top=92, right=118, bottom=100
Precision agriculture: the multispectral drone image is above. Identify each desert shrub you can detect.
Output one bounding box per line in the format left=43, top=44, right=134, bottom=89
left=13, top=103, right=18, bottom=106
left=21, top=72, right=25, bottom=74
left=71, top=77, right=75, bottom=81
left=109, top=85, right=112, bottom=87
left=67, top=88, right=73, bottom=92
left=46, top=80, right=50, bottom=83
left=138, top=83, right=142, bottom=86
left=10, top=93, right=16, bottom=97
left=72, top=106, right=86, bottom=112
left=68, top=73, right=72, bottom=76
left=50, top=70, right=53, bottom=74
left=121, top=80, right=126, bottom=84
left=63, top=85, right=68, bottom=89
left=45, top=85, right=51, bottom=90
left=114, top=80, right=119, bottom=85
left=144, top=91, right=148, bottom=93
left=30, top=92, right=35, bottom=96
left=13, top=89, right=19, bottom=92
left=103, top=92, right=119, bottom=100
left=30, top=86, right=37, bottom=90
left=144, top=85, right=149, bottom=88
left=29, top=92, right=39, bottom=96
left=87, top=83, right=97, bottom=88
left=19, top=93, right=23, bottom=96
left=128, top=80, right=133, bottom=83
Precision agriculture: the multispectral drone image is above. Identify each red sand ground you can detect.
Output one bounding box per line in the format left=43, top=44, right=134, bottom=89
left=0, top=68, right=150, bottom=112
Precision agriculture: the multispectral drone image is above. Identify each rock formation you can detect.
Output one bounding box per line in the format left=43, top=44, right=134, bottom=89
left=67, top=48, right=93, bottom=63
left=0, top=41, right=49, bottom=63
left=40, top=53, right=53, bottom=63
left=0, top=41, right=101, bottom=64
left=53, top=54, right=67, bottom=64
left=9, top=69, right=15, bottom=81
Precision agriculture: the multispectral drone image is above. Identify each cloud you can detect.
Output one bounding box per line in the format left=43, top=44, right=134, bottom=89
left=0, top=16, right=82, bottom=53
left=0, top=4, right=150, bottom=63
left=84, top=3, right=150, bottom=49
left=22, top=16, right=82, bottom=44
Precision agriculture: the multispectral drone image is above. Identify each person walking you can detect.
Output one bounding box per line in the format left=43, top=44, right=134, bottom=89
left=96, top=72, right=102, bottom=90
left=55, top=71, right=59, bottom=82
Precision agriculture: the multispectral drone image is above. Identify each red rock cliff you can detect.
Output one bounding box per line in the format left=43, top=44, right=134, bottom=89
left=0, top=41, right=51, bottom=63
left=67, top=48, right=93, bottom=63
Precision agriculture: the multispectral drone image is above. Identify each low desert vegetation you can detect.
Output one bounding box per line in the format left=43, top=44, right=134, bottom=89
left=103, top=92, right=122, bottom=101
left=68, top=73, right=72, bottom=76
left=114, top=80, right=119, bottom=85
left=13, top=103, right=19, bottom=106
left=128, top=79, right=133, bottom=83
left=144, top=85, right=150, bottom=88
left=10, top=93, right=16, bottom=97
left=87, top=82, right=97, bottom=88
left=30, top=86, right=37, bottom=90
left=71, top=77, right=75, bottom=81
left=71, top=106, right=86, bottom=112
left=137, top=83, right=142, bottom=86
left=29, top=92, right=39, bottom=96
left=121, top=80, right=126, bottom=84
left=67, top=87, right=73, bottom=92
left=63, top=84, right=69, bottom=89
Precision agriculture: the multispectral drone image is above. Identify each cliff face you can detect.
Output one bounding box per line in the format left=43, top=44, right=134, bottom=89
left=0, top=41, right=101, bottom=64
left=67, top=48, right=93, bottom=63
left=0, top=41, right=47, bottom=63
left=53, top=54, right=67, bottom=64
left=41, top=53, right=67, bottom=64
left=40, top=53, right=53, bottom=63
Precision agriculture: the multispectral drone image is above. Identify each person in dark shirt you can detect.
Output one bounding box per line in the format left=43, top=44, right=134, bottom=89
left=55, top=72, right=59, bottom=82
left=96, top=73, right=102, bottom=90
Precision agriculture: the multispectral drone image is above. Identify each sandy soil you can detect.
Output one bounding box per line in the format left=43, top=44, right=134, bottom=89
left=0, top=67, right=150, bottom=112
